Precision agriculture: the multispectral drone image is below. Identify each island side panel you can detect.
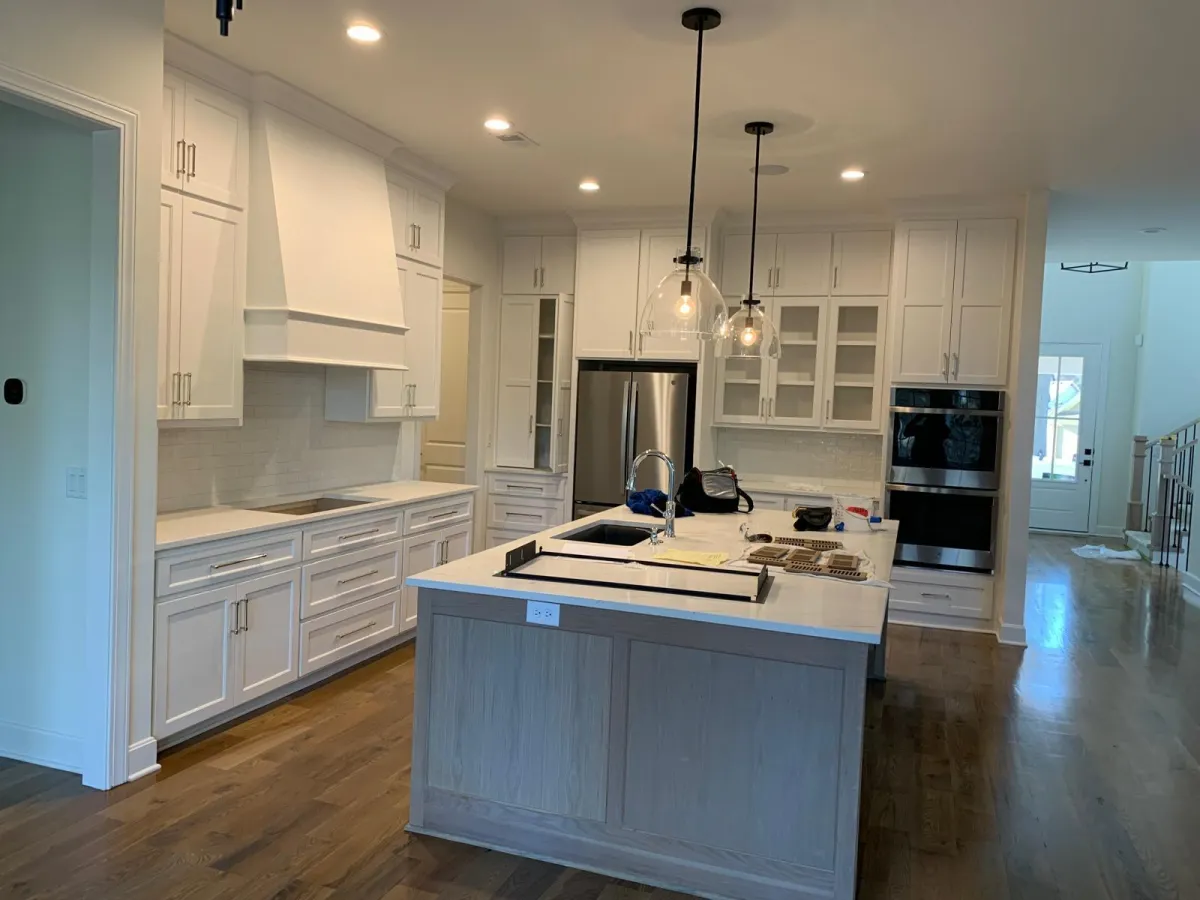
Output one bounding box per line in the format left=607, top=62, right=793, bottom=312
left=425, top=613, right=612, bottom=820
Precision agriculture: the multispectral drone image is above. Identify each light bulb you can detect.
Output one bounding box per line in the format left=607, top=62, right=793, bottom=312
left=738, top=323, right=761, bottom=347
left=675, top=281, right=695, bottom=320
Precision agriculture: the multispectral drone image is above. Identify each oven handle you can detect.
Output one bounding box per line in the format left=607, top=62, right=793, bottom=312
left=886, top=483, right=999, bottom=498
left=889, top=406, right=1004, bottom=417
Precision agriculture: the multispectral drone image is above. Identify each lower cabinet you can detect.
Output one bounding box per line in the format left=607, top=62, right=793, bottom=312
left=401, top=521, right=472, bottom=630
left=298, top=590, right=401, bottom=676
left=153, top=567, right=300, bottom=738
left=888, top=566, right=994, bottom=626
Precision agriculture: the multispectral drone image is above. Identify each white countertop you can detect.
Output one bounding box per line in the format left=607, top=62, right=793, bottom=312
left=156, top=481, right=478, bottom=551
left=408, top=505, right=896, bottom=644
left=737, top=476, right=883, bottom=499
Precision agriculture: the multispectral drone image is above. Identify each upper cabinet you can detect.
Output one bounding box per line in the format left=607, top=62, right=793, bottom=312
left=388, top=175, right=444, bottom=269
left=890, top=218, right=1016, bottom=386
left=158, top=190, right=245, bottom=424
left=494, top=294, right=575, bottom=471
left=574, top=227, right=707, bottom=362
left=832, top=231, right=892, bottom=296
left=502, top=235, right=577, bottom=295
left=721, top=230, right=890, bottom=299
left=162, top=69, right=250, bottom=210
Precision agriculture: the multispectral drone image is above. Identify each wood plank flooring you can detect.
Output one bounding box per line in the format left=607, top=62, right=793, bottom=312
left=2, top=534, right=1199, bottom=899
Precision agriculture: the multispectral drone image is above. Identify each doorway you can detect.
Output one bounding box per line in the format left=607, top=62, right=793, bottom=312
left=1030, top=342, right=1102, bottom=532
left=420, top=278, right=472, bottom=482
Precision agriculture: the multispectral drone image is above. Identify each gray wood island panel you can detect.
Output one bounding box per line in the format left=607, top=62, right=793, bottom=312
left=409, top=588, right=871, bottom=900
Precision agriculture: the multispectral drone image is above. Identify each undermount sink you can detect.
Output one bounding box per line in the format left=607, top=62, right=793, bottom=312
left=554, top=521, right=655, bottom=547
left=250, top=496, right=375, bottom=516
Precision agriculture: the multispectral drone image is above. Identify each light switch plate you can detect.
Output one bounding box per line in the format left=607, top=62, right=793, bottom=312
left=526, top=600, right=560, bottom=627
left=66, top=467, right=87, bottom=499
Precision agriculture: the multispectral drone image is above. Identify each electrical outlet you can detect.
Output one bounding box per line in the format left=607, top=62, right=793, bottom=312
left=526, top=600, right=560, bottom=627
left=66, top=467, right=87, bottom=499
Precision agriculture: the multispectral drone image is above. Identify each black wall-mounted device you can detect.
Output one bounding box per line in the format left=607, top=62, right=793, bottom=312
left=4, top=378, right=26, bottom=405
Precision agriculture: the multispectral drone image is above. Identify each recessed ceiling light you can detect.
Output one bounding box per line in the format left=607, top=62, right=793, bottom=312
left=346, top=23, right=381, bottom=43
left=841, top=168, right=866, bottom=182
left=1141, top=227, right=1167, bottom=234
left=484, top=118, right=512, bottom=133
left=579, top=179, right=600, bottom=193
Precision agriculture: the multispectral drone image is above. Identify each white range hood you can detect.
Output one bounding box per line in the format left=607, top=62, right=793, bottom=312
left=245, top=103, right=407, bottom=369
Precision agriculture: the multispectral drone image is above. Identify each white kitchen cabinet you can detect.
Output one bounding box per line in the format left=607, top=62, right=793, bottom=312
left=401, top=521, right=472, bottom=631
left=890, top=219, right=1015, bottom=386
left=158, top=190, right=245, bottom=424
left=502, top=235, right=577, bottom=295
left=721, top=231, right=831, bottom=298
left=822, top=296, right=886, bottom=430
left=233, top=568, right=300, bottom=704
left=388, top=175, right=444, bottom=269
left=494, top=294, right=574, bottom=470
left=831, top=231, right=892, bottom=296
left=720, top=232, right=774, bottom=300
left=636, top=229, right=703, bottom=361
left=153, top=583, right=236, bottom=737
left=574, top=230, right=641, bottom=359
left=161, top=69, right=249, bottom=209
left=324, top=258, right=442, bottom=422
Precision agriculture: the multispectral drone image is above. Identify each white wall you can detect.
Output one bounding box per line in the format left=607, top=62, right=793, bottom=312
left=0, top=102, right=95, bottom=770
left=1135, top=262, right=1200, bottom=438
left=1039, top=263, right=1144, bottom=534
left=1, top=0, right=165, bottom=783
left=158, top=366, right=407, bottom=512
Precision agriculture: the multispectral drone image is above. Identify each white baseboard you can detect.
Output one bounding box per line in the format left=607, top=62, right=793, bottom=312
left=997, top=622, right=1028, bottom=646
left=1092, top=525, right=1125, bottom=538
left=126, top=736, right=160, bottom=781
left=0, top=720, right=83, bottom=773
left=1183, top=570, right=1200, bottom=608
left=887, top=607, right=996, bottom=637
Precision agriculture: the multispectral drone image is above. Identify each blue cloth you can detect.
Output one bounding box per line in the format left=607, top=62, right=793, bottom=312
left=626, top=489, right=694, bottom=518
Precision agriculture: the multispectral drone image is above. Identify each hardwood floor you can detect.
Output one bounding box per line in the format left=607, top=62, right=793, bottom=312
left=2, top=534, right=1199, bottom=899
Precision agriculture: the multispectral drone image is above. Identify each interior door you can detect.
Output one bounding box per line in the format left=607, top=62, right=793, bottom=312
left=421, top=287, right=471, bottom=481
left=1030, top=343, right=1102, bottom=532
left=494, top=296, right=538, bottom=467
left=637, top=230, right=703, bottom=361
left=177, top=196, right=242, bottom=421
left=404, top=261, right=442, bottom=417
left=950, top=218, right=1016, bottom=385
left=235, top=568, right=300, bottom=704
left=629, top=371, right=692, bottom=493
left=891, top=221, right=957, bottom=384
left=183, top=79, right=248, bottom=208
left=153, top=584, right=236, bottom=737
left=773, top=232, right=832, bottom=296
left=158, top=191, right=184, bottom=420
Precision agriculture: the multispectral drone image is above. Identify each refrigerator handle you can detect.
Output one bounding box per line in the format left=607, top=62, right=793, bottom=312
left=626, top=381, right=640, bottom=491
left=619, top=380, right=631, bottom=493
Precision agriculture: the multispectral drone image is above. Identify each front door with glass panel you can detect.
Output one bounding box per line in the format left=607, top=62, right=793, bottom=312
left=1029, top=343, right=1101, bottom=532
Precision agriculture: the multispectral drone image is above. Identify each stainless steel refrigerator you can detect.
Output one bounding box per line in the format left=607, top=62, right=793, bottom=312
left=572, top=361, right=696, bottom=519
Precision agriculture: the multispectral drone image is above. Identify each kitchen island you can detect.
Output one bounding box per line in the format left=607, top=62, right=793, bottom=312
left=406, top=507, right=897, bottom=900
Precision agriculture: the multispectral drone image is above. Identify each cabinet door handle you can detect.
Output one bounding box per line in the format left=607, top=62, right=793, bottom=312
left=416, top=224, right=422, bottom=250
left=338, top=527, right=381, bottom=542
left=534, top=267, right=539, bottom=289
left=528, top=414, right=534, bottom=435
left=335, top=620, right=377, bottom=642
left=171, top=372, right=181, bottom=406
left=176, top=139, right=187, bottom=178
left=540, top=266, right=546, bottom=289
left=211, top=553, right=268, bottom=571
left=773, top=267, right=780, bottom=289
left=833, top=265, right=839, bottom=289
left=440, top=539, right=448, bottom=566
left=827, top=398, right=832, bottom=420
left=638, top=332, right=644, bottom=354
left=187, top=143, right=197, bottom=179
left=410, top=224, right=418, bottom=250
left=952, top=353, right=960, bottom=380
left=628, top=331, right=634, bottom=355
left=942, top=352, right=949, bottom=380
left=557, top=416, right=563, bottom=437
left=760, top=398, right=765, bottom=418
left=338, top=568, right=380, bottom=586
left=768, top=398, right=774, bottom=418
left=230, top=599, right=240, bottom=635
left=184, top=372, right=193, bottom=406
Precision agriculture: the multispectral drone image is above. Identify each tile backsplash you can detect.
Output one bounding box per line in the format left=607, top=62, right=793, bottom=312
left=713, top=429, right=884, bottom=483
left=158, top=365, right=409, bottom=513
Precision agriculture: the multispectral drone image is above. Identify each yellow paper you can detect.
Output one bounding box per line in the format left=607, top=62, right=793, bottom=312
left=653, top=549, right=729, bottom=568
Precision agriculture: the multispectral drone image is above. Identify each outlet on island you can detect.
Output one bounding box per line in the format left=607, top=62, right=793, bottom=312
left=525, top=600, right=560, bottom=627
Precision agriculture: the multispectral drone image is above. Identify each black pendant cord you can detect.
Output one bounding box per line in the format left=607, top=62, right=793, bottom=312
left=683, top=26, right=705, bottom=281
left=747, top=129, right=763, bottom=311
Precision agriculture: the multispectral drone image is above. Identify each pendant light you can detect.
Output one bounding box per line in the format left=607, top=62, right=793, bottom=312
left=638, top=8, right=729, bottom=344
left=717, top=122, right=780, bottom=359
left=216, top=0, right=245, bottom=36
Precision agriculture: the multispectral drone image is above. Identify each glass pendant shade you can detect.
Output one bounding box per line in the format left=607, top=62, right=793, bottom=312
left=717, top=298, right=779, bottom=359
left=639, top=253, right=728, bottom=342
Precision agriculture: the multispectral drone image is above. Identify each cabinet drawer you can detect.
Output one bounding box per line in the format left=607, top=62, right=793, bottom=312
left=156, top=529, right=302, bottom=597
left=889, top=575, right=992, bottom=620
left=486, top=527, right=541, bottom=549
left=748, top=492, right=791, bottom=511
left=299, top=590, right=401, bottom=676
left=486, top=472, right=566, bottom=500
left=487, top=496, right=563, bottom=531
left=303, top=509, right=402, bottom=559
left=301, top=539, right=402, bottom=620
left=404, top=495, right=474, bottom=535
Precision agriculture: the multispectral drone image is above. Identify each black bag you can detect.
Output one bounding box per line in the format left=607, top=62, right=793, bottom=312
left=792, top=506, right=833, bottom=531
left=676, top=467, right=755, bottom=514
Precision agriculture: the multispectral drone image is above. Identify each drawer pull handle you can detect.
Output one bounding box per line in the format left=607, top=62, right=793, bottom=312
left=337, top=569, right=380, bottom=586
left=335, top=620, right=377, bottom=641
left=506, top=484, right=542, bottom=492
left=426, top=510, right=460, bottom=521
left=505, top=511, right=543, bottom=520
left=211, top=553, right=268, bottom=571
left=920, top=592, right=953, bottom=600
left=338, top=528, right=381, bottom=542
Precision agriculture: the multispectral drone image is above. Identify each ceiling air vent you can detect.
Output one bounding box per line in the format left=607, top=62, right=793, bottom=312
left=495, top=131, right=539, bottom=147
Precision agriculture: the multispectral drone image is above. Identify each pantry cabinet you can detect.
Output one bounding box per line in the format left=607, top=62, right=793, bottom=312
left=161, top=69, right=250, bottom=209
left=502, top=235, right=577, bottom=295
left=890, top=218, right=1016, bottom=386
left=388, top=176, right=444, bottom=269
left=158, top=190, right=245, bottom=424
left=494, top=294, right=574, bottom=470
left=574, top=228, right=708, bottom=361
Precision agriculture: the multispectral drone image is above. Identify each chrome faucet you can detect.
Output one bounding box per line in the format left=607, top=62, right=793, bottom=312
left=627, top=449, right=677, bottom=539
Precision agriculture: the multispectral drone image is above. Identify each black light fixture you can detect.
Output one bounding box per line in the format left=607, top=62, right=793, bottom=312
left=1060, top=262, right=1130, bottom=274
left=717, top=122, right=780, bottom=359
left=216, top=0, right=245, bottom=37
left=638, top=8, right=729, bottom=343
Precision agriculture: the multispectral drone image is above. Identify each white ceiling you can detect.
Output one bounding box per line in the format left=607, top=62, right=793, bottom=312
left=166, top=0, right=1200, bottom=254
